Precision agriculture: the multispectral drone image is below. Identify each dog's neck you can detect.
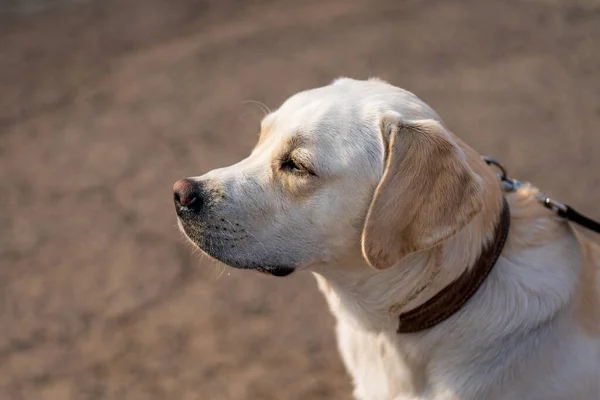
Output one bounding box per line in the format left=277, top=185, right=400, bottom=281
left=312, top=148, right=504, bottom=332
left=313, top=214, right=496, bottom=331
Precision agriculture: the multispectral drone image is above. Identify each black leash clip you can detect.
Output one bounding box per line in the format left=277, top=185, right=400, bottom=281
left=482, top=156, right=600, bottom=234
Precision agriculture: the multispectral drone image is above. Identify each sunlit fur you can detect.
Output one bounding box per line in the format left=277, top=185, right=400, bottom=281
left=179, top=78, right=600, bottom=399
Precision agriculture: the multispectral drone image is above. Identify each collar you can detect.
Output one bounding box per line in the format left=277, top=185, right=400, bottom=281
left=396, top=197, right=511, bottom=333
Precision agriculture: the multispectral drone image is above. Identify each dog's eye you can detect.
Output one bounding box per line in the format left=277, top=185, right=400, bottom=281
left=281, top=158, right=314, bottom=176
left=281, top=158, right=304, bottom=173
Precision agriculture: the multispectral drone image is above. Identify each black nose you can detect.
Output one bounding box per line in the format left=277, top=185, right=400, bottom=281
left=173, top=179, right=203, bottom=213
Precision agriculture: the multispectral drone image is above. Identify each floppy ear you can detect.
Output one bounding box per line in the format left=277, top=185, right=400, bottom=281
left=361, top=114, right=484, bottom=270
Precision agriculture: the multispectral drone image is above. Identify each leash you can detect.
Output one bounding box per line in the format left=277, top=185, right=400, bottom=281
left=483, top=156, right=600, bottom=234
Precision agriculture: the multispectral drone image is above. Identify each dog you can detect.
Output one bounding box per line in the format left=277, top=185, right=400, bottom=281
left=173, top=78, right=600, bottom=399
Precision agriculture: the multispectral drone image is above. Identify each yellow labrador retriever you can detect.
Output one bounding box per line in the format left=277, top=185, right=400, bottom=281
left=173, top=78, right=600, bottom=400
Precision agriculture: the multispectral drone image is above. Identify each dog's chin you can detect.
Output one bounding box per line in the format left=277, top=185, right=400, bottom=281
left=178, top=223, right=295, bottom=277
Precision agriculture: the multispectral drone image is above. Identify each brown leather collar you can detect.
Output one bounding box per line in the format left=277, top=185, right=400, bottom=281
left=397, top=197, right=511, bottom=333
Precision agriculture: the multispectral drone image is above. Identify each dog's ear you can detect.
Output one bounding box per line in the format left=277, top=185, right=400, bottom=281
left=361, top=113, right=484, bottom=270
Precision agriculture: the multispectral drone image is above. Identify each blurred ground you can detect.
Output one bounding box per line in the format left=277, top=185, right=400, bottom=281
left=1, top=0, right=599, bottom=399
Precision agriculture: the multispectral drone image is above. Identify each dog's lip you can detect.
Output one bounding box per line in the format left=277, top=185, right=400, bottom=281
left=254, top=266, right=295, bottom=277
left=227, top=263, right=296, bottom=277
left=216, top=262, right=296, bottom=278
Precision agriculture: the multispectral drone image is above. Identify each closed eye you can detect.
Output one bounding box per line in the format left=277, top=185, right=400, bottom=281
left=281, top=157, right=316, bottom=176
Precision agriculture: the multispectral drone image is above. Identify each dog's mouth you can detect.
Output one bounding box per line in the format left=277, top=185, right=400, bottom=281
left=249, top=265, right=295, bottom=277
left=177, top=218, right=296, bottom=277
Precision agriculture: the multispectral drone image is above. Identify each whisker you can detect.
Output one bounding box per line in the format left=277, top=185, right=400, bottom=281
left=216, top=263, right=227, bottom=279
left=242, top=100, right=271, bottom=116
left=223, top=218, right=269, bottom=258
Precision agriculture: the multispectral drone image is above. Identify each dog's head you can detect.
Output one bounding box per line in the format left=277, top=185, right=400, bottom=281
left=174, top=78, right=484, bottom=276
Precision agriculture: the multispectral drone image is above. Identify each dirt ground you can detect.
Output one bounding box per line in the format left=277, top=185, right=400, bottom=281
left=1, top=0, right=599, bottom=399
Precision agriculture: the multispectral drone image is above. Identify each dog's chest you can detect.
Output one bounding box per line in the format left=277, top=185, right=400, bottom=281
left=336, top=319, right=417, bottom=400
left=317, top=283, right=417, bottom=399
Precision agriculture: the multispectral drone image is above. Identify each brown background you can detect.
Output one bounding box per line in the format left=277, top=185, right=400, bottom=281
left=1, top=0, right=599, bottom=399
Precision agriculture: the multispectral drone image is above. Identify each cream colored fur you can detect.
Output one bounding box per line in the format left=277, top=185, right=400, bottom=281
left=178, top=78, right=600, bottom=399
